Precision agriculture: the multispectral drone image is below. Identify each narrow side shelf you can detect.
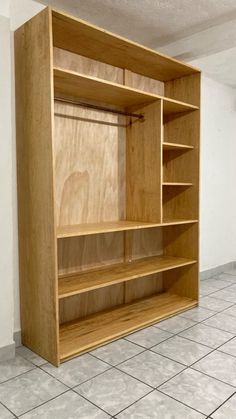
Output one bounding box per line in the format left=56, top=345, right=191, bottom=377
left=57, top=219, right=198, bottom=238
left=54, top=68, right=199, bottom=115
left=163, top=142, right=194, bottom=151
left=60, top=293, right=197, bottom=361
left=58, top=255, right=197, bottom=298
left=162, top=182, right=193, bottom=186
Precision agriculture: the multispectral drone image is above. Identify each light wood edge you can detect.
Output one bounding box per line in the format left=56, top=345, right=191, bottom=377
left=60, top=299, right=197, bottom=361
left=57, top=219, right=199, bottom=238
left=49, top=9, right=60, bottom=366
left=163, top=142, right=194, bottom=150
left=162, top=182, right=193, bottom=186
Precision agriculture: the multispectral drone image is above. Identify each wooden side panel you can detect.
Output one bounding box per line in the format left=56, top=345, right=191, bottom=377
left=124, top=69, right=164, bottom=96
left=126, top=101, right=162, bottom=222
left=15, top=9, right=59, bottom=365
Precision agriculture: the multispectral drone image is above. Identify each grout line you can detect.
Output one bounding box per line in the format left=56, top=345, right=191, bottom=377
left=0, top=366, right=36, bottom=386
left=189, top=365, right=236, bottom=389
left=110, top=389, right=155, bottom=417
left=70, top=387, right=117, bottom=418
left=7, top=280, right=236, bottom=418
left=89, top=346, right=147, bottom=367
left=0, top=400, right=18, bottom=418
left=17, top=389, right=71, bottom=417
left=157, top=387, right=208, bottom=416
left=39, top=362, right=114, bottom=391
left=206, top=390, right=236, bottom=418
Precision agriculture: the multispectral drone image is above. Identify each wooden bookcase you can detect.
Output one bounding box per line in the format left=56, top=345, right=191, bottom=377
left=15, top=7, right=200, bottom=366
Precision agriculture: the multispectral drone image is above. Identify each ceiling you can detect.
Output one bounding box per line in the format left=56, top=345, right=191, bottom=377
left=35, top=0, right=236, bottom=87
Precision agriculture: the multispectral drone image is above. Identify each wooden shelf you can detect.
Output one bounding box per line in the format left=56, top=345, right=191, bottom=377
left=163, top=142, right=194, bottom=151
left=57, top=219, right=198, bottom=238
left=54, top=68, right=199, bottom=115
left=162, top=219, right=198, bottom=226
left=163, top=182, right=193, bottom=186
left=60, top=292, right=197, bottom=361
left=52, top=9, right=200, bottom=82
left=58, top=255, right=197, bottom=299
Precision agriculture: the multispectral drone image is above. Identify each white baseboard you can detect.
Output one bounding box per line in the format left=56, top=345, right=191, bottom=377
left=200, top=261, right=236, bottom=280
left=13, top=330, right=22, bottom=348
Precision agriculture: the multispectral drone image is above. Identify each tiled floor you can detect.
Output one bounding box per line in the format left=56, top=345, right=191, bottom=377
left=1, top=270, right=236, bottom=418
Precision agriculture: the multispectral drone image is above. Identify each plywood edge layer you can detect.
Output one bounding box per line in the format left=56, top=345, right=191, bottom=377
left=163, top=142, right=194, bottom=150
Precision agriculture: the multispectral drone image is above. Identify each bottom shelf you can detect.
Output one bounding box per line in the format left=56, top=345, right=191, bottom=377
left=60, top=292, right=197, bottom=361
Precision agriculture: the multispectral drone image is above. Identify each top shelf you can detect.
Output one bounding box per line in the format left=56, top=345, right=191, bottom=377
left=52, top=9, right=200, bottom=82
left=54, top=68, right=199, bottom=115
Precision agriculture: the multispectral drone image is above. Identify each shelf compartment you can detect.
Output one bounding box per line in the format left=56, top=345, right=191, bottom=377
left=57, top=219, right=198, bottom=238
left=162, top=182, right=193, bottom=186
left=60, top=292, right=197, bottom=361
left=163, top=142, right=194, bottom=151
left=58, top=255, right=197, bottom=299
left=54, top=68, right=199, bottom=115
left=52, top=10, right=200, bottom=83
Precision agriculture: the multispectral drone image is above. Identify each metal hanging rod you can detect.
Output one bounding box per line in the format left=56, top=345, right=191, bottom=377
left=54, top=97, right=144, bottom=121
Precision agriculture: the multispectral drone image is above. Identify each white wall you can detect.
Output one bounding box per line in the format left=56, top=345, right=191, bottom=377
left=201, top=77, right=236, bottom=271
left=0, top=15, right=14, bottom=352
left=191, top=72, right=236, bottom=271
left=1, top=1, right=236, bottom=350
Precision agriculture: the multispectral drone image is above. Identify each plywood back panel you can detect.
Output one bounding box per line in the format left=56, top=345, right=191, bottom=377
left=163, top=149, right=195, bottom=183
left=163, top=223, right=198, bottom=300
left=124, top=69, right=164, bottom=96
left=59, top=283, right=124, bottom=324
left=58, top=232, right=124, bottom=275
left=163, top=264, right=198, bottom=300
left=15, top=8, right=59, bottom=365
left=126, top=101, right=162, bottom=222
left=131, top=228, right=163, bottom=260
left=163, top=103, right=200, bottom=221
left=165, top=73, right=201, bottom=107
left=125, top=274, right=163, bottom=303
left=54, top=102, right=126, bottom=225
left=54, top=47, right=123, bottom=83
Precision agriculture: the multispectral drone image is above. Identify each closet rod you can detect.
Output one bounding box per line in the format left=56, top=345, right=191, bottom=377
left=54, top=97, right=144, bottom=121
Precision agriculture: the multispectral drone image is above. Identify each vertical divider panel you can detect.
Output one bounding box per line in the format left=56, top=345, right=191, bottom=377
left=15, top=8, right=59, bottom=365
left=126, top=100, right=162, bottom=222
